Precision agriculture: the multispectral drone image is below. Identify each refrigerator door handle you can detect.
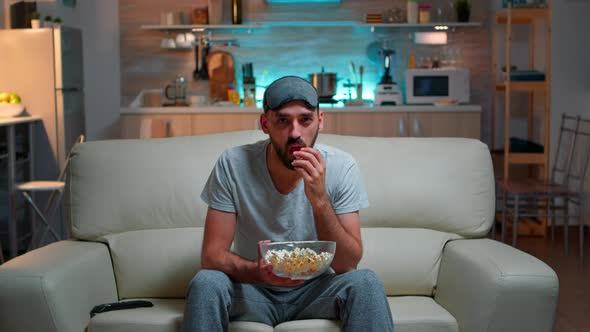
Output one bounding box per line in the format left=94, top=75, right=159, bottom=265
left=58, top=87, right=80, bottom=92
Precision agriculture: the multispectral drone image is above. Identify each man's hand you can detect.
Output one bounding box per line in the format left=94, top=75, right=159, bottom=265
left=257, top=240, right=304, bottom=287
left=292, top=148, right=329, bottom=209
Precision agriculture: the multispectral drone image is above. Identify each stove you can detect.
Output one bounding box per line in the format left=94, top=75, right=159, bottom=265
left=318, top=96, right=341, bottom=108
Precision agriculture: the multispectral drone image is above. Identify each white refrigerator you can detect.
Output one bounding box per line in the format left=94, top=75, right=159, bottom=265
left=0, top=27, right=86, bottom=181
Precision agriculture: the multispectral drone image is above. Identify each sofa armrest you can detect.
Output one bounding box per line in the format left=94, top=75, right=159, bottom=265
left=434, top=238, right=558, bottom=332
left=0, top=240, right=118, bottom=332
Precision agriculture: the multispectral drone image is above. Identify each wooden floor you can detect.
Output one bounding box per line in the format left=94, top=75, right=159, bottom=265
left=492, top=226, right=590, bottom=332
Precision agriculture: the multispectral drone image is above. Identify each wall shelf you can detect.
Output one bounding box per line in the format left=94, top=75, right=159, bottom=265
left=141, top=24, right=265, bottom=31
left=495, top=8, right=549, bottom=24
left=360, top=22, right=481, bottom=29
left=141, top=21, right=481, bottom=32
left=256, top=20, right=360, bottom=27
left=494, top=81, right=547, bottom=93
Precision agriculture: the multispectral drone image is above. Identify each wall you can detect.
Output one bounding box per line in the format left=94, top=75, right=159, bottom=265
left=550, top=0, right=590, bottom=224
left=78, top=0, right=121, bottom=140
left=0, top=0, right=4, bottom=28
left=120, top=0, right=493, bottom=143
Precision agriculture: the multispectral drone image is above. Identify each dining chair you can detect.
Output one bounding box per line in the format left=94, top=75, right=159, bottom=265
left=14, top=135, right=85, bottom=251
left=496, top=114, right=590, bottom=268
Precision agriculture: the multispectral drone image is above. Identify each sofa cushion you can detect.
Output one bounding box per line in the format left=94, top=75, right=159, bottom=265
left=103, top=227, right=457, bottom=299
left=69, top=131, right=268, bottom=240
left=102, top=228, right=203, bottom=299
left=359, top=228, right=460, bottom=296
left=388, top=296, right=458, bottom=332
left=87, top=297, right=456, bottom=332
left=316, top=135, right=495, bottom=238
left=87, top=299, right=272, bottom=332
left=69, top=131, right=494, bottom=240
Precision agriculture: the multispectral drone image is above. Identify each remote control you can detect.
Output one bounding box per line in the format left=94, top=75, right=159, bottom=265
left=90, top=300, right=153, bottom=317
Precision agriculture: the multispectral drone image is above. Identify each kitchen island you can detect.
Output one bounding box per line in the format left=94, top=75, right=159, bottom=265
left=120, top=103, right=481, bottom=139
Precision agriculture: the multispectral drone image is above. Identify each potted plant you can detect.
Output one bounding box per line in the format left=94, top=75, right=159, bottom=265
left=30, top=11, right=41, bottom=29
left=53, top=17, right=62, bottom=28
left=456, top=0, right=471, bottom=22
left=43, top=15, right=52, bottom=27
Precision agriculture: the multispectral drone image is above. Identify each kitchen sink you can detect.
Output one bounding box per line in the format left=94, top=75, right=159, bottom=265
left=141, top=90, right=164, bottom=107
left=131, top=90, right=190, bottom=107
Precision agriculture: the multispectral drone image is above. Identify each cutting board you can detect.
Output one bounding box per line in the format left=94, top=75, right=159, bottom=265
left=207, top=51, right=235, bottom=102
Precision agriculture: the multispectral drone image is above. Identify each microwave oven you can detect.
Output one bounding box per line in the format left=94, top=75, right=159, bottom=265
left=405, top=67, right=470, bottom=104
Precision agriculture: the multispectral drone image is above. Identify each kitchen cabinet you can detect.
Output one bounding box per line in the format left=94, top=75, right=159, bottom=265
left=120, top=114, right=192, bottom=139
left=322, top=112, right=406, bottom=137
left=407, top=112, right=480, bottom=139
left=322, top=112, right=480, bottom=138
left=120, top=108, right=481, bottom=139
left=191, top=113, right=260, bottom=135
left=120, top=113, right=259, bottom=138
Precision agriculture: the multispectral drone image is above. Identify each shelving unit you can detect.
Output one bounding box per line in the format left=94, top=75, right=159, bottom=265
left=492, top=3, right=552, bottom=237
left=492, top=4, right=552, bottom=181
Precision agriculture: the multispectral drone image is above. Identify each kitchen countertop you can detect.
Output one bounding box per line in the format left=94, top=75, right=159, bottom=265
left=121, top=105, right=481, bottom=115
left=120, top=104, right=482, bottom=114
left=121, top=89, right=482, bottom=115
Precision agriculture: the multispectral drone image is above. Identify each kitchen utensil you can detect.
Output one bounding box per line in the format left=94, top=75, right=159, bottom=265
left=207, top=50, right=235, bottom=102
left=175, top=33, right=194, bottom=48
left=350, top=62, right=357, bottom=83
left=358, top=65, right=364, bottom=100
left=160, top=37, right=176, bottom=49
left=359, top=65, right=364, bottom=85
left=309, top=67, right=337, bottom=98
left=194, top=34, right=210, bottom=80
left=164, top=75, right=188, bottom=105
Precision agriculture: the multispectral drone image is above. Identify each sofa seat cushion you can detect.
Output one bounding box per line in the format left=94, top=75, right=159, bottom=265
left=389, top=296, right=458, bottom=332
left=87, top=299, right=272, bottom=332
left=359, top=228, right=460, bottom=296
left=101, top=228, right=203, bottom=299
left=87, top=296, right=456, bottom=332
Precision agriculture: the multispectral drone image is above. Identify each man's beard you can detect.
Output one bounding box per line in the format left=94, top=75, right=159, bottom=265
left=271, top=126, right=320, bottom=171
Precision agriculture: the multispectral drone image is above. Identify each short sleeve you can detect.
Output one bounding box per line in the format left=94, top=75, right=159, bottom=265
left=200, top=151, right=237, bottom=213
left=330, top=158, right=369, bottom=215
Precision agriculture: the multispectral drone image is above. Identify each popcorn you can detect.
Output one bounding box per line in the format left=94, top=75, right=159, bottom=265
left=264, top=247, right=333, bottom=278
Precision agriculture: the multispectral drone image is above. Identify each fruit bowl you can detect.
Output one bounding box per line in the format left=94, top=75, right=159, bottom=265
left=260, top=241, right=336, bottom=280
left=0, top=104, right=25, bottom=117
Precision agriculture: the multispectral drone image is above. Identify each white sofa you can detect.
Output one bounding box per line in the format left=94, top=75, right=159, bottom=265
left=0, top=130, right=558, bottom=332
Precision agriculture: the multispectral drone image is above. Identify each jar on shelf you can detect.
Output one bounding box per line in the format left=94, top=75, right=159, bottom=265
left=406, top=0, right=419, bottom=24
left=419, top=5, right=431, bottom=23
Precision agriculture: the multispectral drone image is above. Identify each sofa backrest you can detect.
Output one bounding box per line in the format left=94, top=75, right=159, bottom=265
left=68, top=130, right=494, bottom=299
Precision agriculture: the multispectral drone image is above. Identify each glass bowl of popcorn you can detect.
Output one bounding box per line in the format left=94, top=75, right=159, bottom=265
left=259, top=241, right=336, bottom=280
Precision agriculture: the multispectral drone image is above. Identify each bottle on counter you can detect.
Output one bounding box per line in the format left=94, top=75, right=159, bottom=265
left=228, top=82, right=240, bottom=105
left=406, top=0, right=419, bottom=24
left=232, top=0, right=242, bottom=24
left=408, top=52, right=416, bottom=69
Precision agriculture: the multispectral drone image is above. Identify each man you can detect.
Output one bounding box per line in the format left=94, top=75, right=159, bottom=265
left=183, top=76, right=393, bottom=331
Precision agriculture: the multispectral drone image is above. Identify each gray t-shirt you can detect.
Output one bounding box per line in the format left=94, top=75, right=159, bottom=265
left=201, top=139, right=369, bottom=261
